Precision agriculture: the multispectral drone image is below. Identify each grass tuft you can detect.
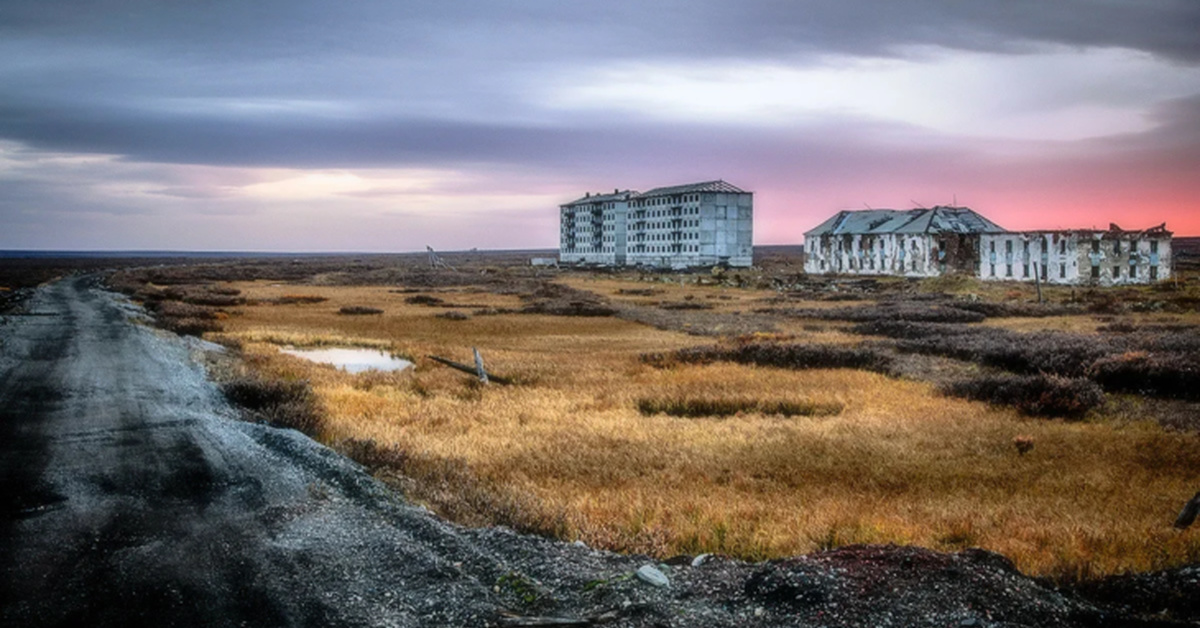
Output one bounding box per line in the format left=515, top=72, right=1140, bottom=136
left=636, top=395, right=841, bottom=418
left=339, top=305, right=384, bottom=315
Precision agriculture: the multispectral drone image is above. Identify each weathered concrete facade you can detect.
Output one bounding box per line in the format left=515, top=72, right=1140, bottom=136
left=803, top=207, right=1001, bottom=278
left=803, top=207, right=1174, bottom=285
left=559, top=190, right=632, bottom=266
left=979, top=225, right=1172, bottom=285
left=560, top=181, right=753, bottom=268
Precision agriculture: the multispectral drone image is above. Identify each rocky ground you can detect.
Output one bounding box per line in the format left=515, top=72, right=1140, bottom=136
left=1, top=276, right=1196, bottom=627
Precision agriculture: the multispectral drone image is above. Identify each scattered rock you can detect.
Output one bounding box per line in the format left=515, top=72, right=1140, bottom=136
left=635, top=565, right=670, bottom=588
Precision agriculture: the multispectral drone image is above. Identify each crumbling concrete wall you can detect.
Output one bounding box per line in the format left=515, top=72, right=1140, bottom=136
left=979, top=231, right=1172, bottom=285
left=803, top=233, right=951, bottom=278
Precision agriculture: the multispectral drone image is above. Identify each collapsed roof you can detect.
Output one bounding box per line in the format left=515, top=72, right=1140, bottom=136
left=804, top=207, right=1005, bottom=237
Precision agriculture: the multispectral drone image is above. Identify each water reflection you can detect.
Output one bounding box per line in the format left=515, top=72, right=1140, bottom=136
left=280, top=347, right=413, bottom=374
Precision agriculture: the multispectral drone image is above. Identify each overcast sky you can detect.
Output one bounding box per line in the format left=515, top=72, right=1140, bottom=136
left=2, top=1, right=1198, bottom=251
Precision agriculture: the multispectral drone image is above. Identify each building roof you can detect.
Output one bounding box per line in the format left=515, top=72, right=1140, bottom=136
left=562, top=189, right=637, bottom=207
left=636, top=180, right=748, bottom=198
left=803, top=206, right=1005, bottom=237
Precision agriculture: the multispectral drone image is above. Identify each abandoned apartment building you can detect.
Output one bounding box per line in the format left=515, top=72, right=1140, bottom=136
left=803, top=207, right=1172, bottom=285
left=558, top=180, right=753, bottom=268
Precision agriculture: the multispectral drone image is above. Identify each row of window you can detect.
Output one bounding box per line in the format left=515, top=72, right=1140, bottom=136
left=991, top=239, right=1070, bottom=255
left=990, top=239, right=1162, bottom=256
left=631, top=245, right=703, bottom=253
left=633, top=219, right=700, bottom=231
left=631, top=194, right=704, bottom=208
left=633, top=232, right=700, bottom=242
left=820, top=258, right=925, bottom=272
left=985, top=261, right=1160, bottom=280
left=988, top=262, right=1066, bottom=280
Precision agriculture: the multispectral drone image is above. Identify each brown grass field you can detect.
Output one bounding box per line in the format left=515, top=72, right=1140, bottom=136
left=188, top=264, right=1200, bottom=582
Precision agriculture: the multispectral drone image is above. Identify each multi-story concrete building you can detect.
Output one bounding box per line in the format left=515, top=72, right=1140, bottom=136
left=558, top=189, right=634, bottom=266
left=803, top=207, right=1173, bottom=285
left=802, top=206, right=1002, bottom=278
left=559, top=181, right=753, bottom=268
left=978, top=224, right=1172, bottom=285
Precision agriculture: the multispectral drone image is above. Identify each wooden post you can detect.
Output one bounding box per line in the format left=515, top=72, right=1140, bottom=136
left=428, top=354, right=513, bottom=385
left=473, top=347, right=489, bottom=385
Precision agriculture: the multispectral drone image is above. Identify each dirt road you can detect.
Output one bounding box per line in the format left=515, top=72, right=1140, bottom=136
left=1, top=277, right=1182, bottom=628
left=0, top=276, right=517, bottom=626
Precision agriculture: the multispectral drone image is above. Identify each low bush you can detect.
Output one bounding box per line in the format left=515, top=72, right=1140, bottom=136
left=338, top=305, right=384, bottom=315
left=644, top=342, right=894, bottom=374
left=766, top=304, right=985, bottom=324
left=952, top=301, right=1083, bottom=318
left=151, top=300, right=220, bottom=320
left=160, top=317, right=223, bottom=337
left=521, top=300, right=616, bottom=317
left=855, top=321, right=1112, bottom=378
left=1127, top=331, right=1200, bottom=355
left=472, top=307, right=512, bottom=316
left=269, top=294, right=329, bottom=305
left=637, top=396, right=842, bottom=418
left=1090, top=352, right=1200, bottom=401
left=941, top=374, right=1105, bottom=418
left=182, top=293, right=244, bottom=307
left=1099, top=322, right=1200, bottom=335
left=436, top=310, right=470, bottom=321
left=1096, top=321, right=1139, bottom=333
left=405, top=295, right=445, bottom=306
left=852, top=320, right=976, bottom=341
left=659, top=301, right=713, bottom=311
left=858, top=320, right=1200, bottom=402
left=220, top=375, right=324, bottom=435
left=517, top=283, right=616, bottom=317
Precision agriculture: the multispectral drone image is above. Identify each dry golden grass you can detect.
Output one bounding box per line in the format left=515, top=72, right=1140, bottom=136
left=215, top=278, right=1200, bottom=579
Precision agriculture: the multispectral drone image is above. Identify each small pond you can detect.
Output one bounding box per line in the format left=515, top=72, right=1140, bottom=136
left=279, top=347, right=413, bottom=374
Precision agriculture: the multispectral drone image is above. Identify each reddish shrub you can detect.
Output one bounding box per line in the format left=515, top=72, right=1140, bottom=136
left=941, top=374, right=1104, bottom=418
left=1090, top=352, right=1200, bottom=401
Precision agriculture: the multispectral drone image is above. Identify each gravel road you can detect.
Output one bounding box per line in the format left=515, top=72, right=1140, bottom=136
left=0, top=276, right=511, bottom=626
left=0, top=277, right=1186, bottom=628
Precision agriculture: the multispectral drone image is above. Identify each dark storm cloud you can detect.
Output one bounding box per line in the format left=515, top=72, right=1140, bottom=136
left=3, top=1, right=1198, bottom=62
left=1, top=0, right=1197, bottom=171
left=0, top=94, right=932, bottom=188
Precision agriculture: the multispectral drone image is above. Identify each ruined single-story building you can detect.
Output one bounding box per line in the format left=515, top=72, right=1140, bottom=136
left=802, top=206, right=1003, bottom=278
left=804, top=207, right=1173, bottom=285
left=978, top=224, right=1172, bottom=285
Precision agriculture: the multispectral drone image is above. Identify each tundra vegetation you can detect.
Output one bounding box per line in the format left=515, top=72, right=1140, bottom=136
left=102, top=243, right=1200, bottom=582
